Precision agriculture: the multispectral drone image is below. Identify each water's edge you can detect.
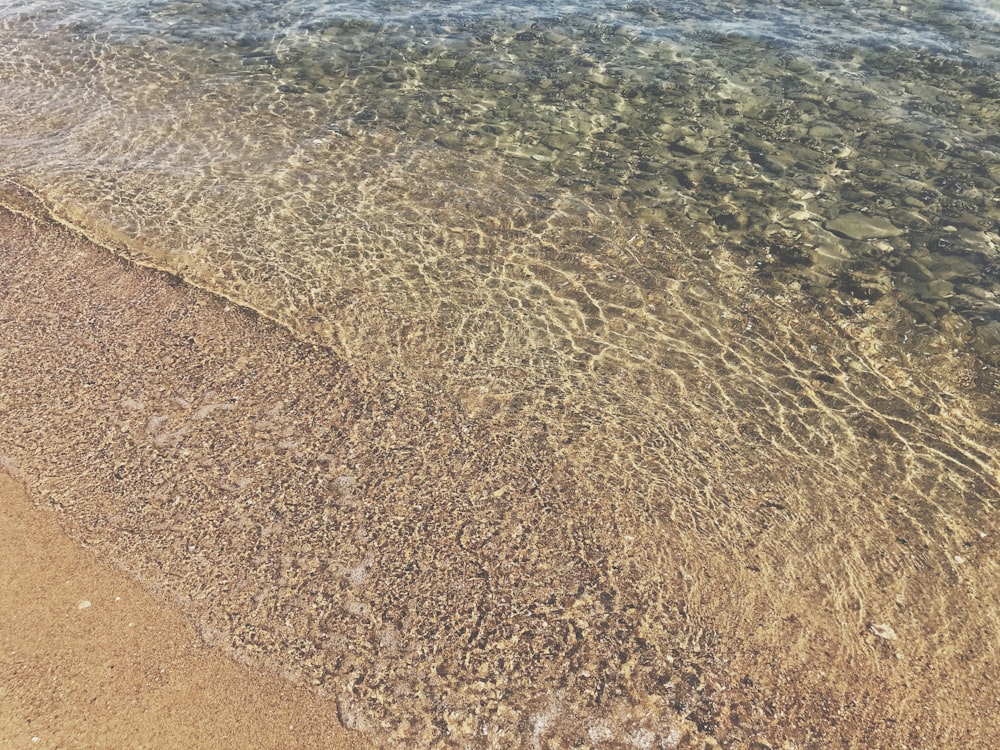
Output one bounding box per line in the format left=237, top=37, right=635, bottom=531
left=2, top=195, right=999, bottom=747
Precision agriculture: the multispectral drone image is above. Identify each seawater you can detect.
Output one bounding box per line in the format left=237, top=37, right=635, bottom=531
left=2, top=1, right=1000, bottom=747
left=2, top=0, right=999, bottom=357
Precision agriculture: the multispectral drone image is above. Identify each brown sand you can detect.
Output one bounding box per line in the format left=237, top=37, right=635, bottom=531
left=2, top=203, right=999, bottom=748
left=0, top=473, right=370, bottom=750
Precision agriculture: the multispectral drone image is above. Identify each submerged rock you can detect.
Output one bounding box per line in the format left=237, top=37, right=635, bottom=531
left=825, top=212, right=905, bottom=241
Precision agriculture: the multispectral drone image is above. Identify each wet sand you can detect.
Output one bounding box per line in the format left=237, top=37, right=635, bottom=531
left=2, top=205, right=999, bottom=748
left=0, top=474, right=370, bottom=750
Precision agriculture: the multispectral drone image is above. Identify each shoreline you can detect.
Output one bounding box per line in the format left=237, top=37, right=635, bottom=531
left=2, top=204, right=999, bottom=748
left=0, top=473, right=369, bottom=750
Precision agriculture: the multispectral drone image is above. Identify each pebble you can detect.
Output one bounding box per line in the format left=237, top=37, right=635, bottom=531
left=869, top=623, right=898, bottom=641
left=809, top=122, right=844, bottom=139
left=672, top=134, right=709, bottom=155
left=825, top=212, right=905, bottom=241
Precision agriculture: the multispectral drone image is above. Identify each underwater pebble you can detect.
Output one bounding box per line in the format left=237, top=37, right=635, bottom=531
left=671, top=134, right=709, bottom=155
left=825, top=212, right=904, bottom=241
left=808, top=122, right=844, bottom=139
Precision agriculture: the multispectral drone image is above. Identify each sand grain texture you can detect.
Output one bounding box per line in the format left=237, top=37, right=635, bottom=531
left=2, top=206, right=999, bottom=748
left=0, top=474, right=370, bottom=750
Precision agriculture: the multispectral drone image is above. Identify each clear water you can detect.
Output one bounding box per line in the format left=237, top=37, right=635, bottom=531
left=2, top=0, right=999, bottom=361
left=2, top=1, right=999, bottom=747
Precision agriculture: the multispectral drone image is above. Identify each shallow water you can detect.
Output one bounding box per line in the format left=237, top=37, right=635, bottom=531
left=2, top=0, right=1000, bottom=357
left=1, top=1, right=999, bottom=747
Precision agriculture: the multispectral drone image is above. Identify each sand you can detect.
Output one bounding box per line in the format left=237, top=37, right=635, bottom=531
left=0, top=473, right=369, bottom=750
left=0, top=210, right=372, bottom=749
left=2, top=204, right=999, bottom=748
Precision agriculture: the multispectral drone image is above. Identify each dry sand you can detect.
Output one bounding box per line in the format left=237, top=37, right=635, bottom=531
left=0, top=473, right=369, bottom=750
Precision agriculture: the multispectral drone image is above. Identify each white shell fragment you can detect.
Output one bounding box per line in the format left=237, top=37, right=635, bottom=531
left=869, top=623, right=898, bottom=641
